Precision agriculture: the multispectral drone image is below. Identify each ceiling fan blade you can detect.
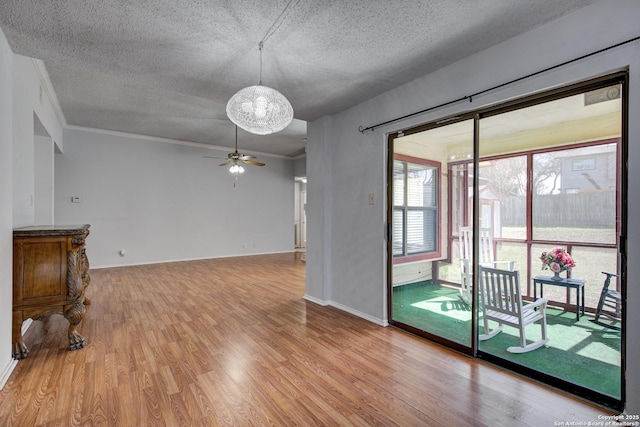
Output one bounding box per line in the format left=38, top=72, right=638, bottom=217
left=219, top=160, right=232, bottom=166
left=243, top=160, right=265, bottom=166
left=240, top=155, right=256, bottom=160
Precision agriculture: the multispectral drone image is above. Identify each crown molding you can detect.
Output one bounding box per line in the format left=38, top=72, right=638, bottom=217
left=31, top=58, right=299, bottom=160
left=64, top=124, right=293, bottom=160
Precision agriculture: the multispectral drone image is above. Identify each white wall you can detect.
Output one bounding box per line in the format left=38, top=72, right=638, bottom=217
left=12, top=55, right=63, bottom=228
left=34, top=134, right=54, bottom=225
left=0, top=25, right=15, bottom=389
left=54, top=128, right=295, bottom=267
left=306, top=0, right=640, bottom=413
left=1, top=47, right=63, bottom=389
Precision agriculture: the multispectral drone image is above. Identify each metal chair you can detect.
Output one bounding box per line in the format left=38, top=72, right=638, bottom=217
left=591, top=271, right=622, bottom=331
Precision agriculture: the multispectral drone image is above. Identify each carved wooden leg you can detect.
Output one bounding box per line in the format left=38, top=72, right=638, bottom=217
left=64, top=300, right=86, bottom=351
left=12, top=311, right=28, bottom=360
left=80, top=248, right=91, bottom=306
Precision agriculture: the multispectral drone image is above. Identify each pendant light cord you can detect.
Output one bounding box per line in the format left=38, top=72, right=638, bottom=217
left=255, top=0, right=300, bottom=84
left=227, top=1, right=296, bottom=134
left=261, top=0, right=300, bottom=46
left=255, top=0, right=298, bottom=84
left=258, top=42, right=264, bottom=84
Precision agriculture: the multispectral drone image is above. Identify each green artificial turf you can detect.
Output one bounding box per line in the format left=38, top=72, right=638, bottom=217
left=392, top=281, right=621, bottom=398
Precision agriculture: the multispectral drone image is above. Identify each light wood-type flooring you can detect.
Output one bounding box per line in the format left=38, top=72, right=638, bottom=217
left=0, top=253, right=613, bottom=426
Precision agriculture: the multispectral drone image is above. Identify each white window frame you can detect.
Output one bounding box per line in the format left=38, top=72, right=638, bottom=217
left=393, top=154, right=441, bottom=264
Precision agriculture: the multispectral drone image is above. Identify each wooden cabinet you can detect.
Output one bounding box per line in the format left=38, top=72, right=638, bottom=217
left=12, top=224, right=91, bottom=359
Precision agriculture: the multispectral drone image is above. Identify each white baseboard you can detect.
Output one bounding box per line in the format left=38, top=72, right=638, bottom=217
left=93, top=250, right=296, bottom=269
left=303, top=294, right=329, bottom=306
left=0, top=357, right=18, bottom=390
left=303, top=295, right=388, bottom=326
left=329, top=301, right=388, bottom=326
left=0, top=318, right=33, bottom=390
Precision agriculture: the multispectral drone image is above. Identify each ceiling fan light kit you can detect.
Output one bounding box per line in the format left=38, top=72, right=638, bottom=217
left=203, top=125, right=265, bottom=186
left=226, top=41, right=293, bottom=135
left=229, top=164, right=245, bottom=174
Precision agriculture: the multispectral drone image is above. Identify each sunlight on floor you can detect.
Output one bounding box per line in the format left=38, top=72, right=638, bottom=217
left=411, top=297, right=471, bottom=321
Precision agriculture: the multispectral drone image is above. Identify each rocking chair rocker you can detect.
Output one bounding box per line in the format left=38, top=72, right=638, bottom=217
left=478, top=266, right=549, bottom=353
left=591, top=271, right=622, bottom=331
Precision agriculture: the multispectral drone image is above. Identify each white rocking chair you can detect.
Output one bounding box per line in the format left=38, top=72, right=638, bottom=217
left=459, top=226, right=514, bottom=303
left=478, top=266, right=549, bottom=353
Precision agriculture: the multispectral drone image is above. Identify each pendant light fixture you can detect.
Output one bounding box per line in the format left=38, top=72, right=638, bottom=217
left=226, top=41, right=294, bottom=135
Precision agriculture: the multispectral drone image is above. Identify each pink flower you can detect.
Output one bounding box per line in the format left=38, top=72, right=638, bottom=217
left=540, top=247, right=575, bottom=272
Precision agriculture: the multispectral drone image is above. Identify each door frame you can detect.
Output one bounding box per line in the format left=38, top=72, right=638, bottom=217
left=386, top=71, right=627, bottom=411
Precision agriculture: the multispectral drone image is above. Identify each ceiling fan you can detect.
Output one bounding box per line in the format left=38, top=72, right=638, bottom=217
left=204, top=126, right=265, bottom=182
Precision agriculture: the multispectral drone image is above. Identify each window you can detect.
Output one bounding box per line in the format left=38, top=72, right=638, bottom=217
left=571, top=158, right=596, bottom=171
left=393, top=155, right=440, bottom=262
left=533, top=143, right=617, bottom=244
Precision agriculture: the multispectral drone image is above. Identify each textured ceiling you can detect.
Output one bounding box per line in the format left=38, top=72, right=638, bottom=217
left=0, top=0, right=598, bottom=157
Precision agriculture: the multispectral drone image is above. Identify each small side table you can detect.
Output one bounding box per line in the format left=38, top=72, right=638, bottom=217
left=533, top=275, right=586, bottom=321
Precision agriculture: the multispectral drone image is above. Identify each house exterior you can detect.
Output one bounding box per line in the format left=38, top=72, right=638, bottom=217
left=561, top=144, right=617, bottom=193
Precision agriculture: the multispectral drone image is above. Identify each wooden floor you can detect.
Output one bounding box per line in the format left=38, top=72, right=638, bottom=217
left=0, top=253, right=613, bottom=426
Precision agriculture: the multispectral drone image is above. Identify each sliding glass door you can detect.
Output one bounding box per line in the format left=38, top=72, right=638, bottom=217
left=476, top=81, right=623, bottom=403
left=388, top=119, right=475, bottom=351
left=388, top=74, right=625, bottom=408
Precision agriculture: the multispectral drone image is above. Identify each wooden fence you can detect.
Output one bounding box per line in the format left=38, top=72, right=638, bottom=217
left=502, top=191, right=616, bottom=227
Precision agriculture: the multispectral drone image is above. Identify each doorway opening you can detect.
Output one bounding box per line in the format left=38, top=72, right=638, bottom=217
left=295, top=176, right=307, bottom=260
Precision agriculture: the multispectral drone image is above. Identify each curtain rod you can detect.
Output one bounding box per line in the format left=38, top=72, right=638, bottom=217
left=358, top=35, right=640, bottom=134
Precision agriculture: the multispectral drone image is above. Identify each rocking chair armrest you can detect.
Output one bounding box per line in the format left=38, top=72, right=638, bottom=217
left=524, top=297, right=548, bottom=311
left=601, top=271, right=620, bottom=278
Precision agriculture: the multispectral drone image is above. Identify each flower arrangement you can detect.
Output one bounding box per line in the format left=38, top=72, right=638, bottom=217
left=540, top=247, right=575, bottom=273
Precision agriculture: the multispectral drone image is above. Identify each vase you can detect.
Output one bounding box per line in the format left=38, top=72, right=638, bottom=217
left=551, top=271, right=563, bottom=280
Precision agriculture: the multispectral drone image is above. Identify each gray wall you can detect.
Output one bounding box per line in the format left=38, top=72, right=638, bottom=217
left=293, top=156, right=306, bottom=177
left=55, top=128, right=295, bottom=267
left=305, top=0, right=640, bottom=413
left=0, top=23, right=14, bottom=387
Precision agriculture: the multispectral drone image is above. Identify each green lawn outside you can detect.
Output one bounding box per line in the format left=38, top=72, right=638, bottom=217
left=437, top=226, right=618, bottom=310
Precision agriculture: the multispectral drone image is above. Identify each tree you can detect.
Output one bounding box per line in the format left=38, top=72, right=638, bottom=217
left=479, top=154, right=561, bottom=198
left=532, top=153, right=561, bottom=195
